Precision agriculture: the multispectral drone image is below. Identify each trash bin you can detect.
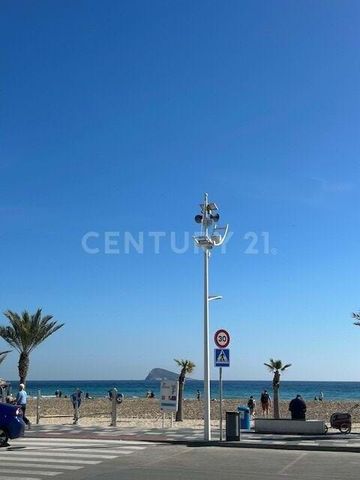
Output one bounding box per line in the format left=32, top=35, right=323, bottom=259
left=226, top=411, right=240, bottom=441
left=237, top=406, right=251, bottom=430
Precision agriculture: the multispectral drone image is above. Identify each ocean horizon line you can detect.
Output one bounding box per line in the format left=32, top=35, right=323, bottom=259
left=9, top=379, right=360, bottom=384
left=6, top=379, right=359, bottom=401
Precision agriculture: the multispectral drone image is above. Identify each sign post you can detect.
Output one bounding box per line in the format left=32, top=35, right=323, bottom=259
left=219, top=366, right=223, bottom=441
left=214, top=329, right=230, bottom=442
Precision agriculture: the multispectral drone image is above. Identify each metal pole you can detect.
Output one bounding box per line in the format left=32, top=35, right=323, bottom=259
left=111, top=388, right=117, bottom=426
left=203, top=193, right=211, bottom=441
left=74, top=398, right=79, bottom=424
left=195, top=193, right=227, bottom=441
left=36, top=390, right=41, bottom=425
left=219, top=367, right=223, bottom=441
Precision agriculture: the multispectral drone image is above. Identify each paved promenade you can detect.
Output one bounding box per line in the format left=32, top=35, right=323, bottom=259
left=20, top=423, right=360, bottom=453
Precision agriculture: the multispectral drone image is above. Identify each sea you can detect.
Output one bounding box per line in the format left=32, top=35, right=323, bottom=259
left=7, top=380, right=360, bottom=401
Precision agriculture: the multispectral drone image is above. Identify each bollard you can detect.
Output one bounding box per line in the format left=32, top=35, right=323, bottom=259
left=36, top=390, right=41, bottom=424
left=111, top=387, right=117, bottom=426
left=226, top=411, right=240, bottom=441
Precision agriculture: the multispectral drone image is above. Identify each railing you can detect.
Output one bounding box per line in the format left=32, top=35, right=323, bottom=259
left=35, top=388, right=121, bottom=426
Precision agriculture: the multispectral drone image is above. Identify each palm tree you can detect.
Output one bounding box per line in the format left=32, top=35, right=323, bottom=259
left=264, top=358, right=291, bottom=419
left=174, top=359, right=195, bottom=422
left=0, top=309, right=64, bottom=384
left=352, top=312, right=360, bottom=326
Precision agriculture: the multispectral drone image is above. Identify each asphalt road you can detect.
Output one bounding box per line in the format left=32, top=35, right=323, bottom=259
left=59, top=444, right=360, bottom=480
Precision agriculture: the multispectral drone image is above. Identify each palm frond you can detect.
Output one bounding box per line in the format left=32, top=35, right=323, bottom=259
left=264, top=362, right=274, bottom=372
left=265, top=359, right=291, bottom=373
left=1, top=309, right=64, bottom=354
left=0, top=350, right=11, bottom=365
left=174, top=359, right=195, bottom=374
left=1, top=308, right=64, bottom=383
left=265, top=359, right=282, bottom=370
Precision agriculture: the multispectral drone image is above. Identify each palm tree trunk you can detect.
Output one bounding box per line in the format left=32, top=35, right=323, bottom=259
left=176, top=381, right=184, bottom=421
left=273, top=385, right=280, bottom=419
left=18, top=351, right=29, bottom=384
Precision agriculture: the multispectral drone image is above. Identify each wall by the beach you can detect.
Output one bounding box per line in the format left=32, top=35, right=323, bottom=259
left=26, top=397, right=360, bottom=423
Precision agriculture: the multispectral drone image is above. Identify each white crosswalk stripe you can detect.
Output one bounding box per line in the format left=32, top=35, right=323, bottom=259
left=0, top=468, right=61, bottom=476
left=0, top=462, right=82, bottom=470
left=0, top=455, right=101, bottom=464
left=0, top=476, right=43, bottom=480
left=1, top=450, right=118, bottom=459
left=15, top=439, right=147, bottom=446
left=0, top=437, right=153, bottom=479
left=17, top=446, right=144, bottom=454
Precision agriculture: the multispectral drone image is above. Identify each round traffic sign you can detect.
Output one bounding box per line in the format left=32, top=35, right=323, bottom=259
left=214, top=329, right=230, bottom=348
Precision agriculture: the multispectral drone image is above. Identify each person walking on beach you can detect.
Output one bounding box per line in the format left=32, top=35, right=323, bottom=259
left=247, top=395, right=256, bottom=416
left=289, top=394, right=307, bottom=420
left=16, top=383, right=31, bottom=429
left=196, top=390, right=201, bottom=401
left=71, top=388, right=82, bottom=424
left=260, top=390, right=271, bottom=417
left=319, top=391, right=324, bottom=401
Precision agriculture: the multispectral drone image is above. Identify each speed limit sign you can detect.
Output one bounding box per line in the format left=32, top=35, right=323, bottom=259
left=214, top=329, right=230, bottom=348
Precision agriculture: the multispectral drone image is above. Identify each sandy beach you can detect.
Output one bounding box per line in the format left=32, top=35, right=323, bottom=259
left=25, top=397, right=360, bottom=428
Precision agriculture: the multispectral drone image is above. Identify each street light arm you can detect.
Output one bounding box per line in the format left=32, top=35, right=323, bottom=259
left=208, top=295, right=223, bottom=301
left=211, top=224, right=229, bottom=246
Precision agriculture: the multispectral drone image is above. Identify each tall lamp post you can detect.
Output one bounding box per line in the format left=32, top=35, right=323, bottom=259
left=194, top=193, right=229, bottom=441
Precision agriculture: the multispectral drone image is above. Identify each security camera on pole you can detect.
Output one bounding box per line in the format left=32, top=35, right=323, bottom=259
left=194, top=193, right=229, bottom=441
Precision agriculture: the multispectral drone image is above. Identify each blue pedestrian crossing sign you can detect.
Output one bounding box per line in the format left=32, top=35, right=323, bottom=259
left=214, top=348, right=230, bottom=367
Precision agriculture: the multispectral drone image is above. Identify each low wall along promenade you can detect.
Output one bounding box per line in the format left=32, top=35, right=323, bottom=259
left=25, top=397, right=360, bottom=427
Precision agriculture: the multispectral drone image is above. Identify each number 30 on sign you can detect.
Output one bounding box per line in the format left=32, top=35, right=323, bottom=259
left=214, top=329, right=230, bottom=348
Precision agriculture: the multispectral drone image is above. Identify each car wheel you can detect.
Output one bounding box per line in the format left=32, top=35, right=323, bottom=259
left=0, top=428, right=9, bottom=447
left=339, top=423, right=351, bottom=434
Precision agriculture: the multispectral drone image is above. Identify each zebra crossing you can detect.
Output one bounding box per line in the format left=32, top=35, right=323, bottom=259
left=0, top=437, right=154, bottom=479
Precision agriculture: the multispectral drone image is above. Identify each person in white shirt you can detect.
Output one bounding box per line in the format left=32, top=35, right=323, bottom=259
left=16, top=383, right=31, bottom=429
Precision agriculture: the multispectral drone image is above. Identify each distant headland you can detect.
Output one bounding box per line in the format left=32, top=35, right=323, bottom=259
left=145, top=368, right=197, bottom=381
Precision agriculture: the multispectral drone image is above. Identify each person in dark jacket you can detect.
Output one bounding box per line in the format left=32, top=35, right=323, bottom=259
left=71, top=388, right=82, bottom=424
left=289, top=394, right=307, bottom=420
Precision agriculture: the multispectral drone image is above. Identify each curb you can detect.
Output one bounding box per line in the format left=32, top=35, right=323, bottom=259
left=25, top=433, right=360, bottom=453
left=186, top=440, right=360, bottom=453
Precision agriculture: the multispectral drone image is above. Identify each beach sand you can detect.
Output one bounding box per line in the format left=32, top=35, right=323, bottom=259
left=25, top=397, right=360, bottom=428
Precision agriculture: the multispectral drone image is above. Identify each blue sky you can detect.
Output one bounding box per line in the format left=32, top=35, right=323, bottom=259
left=1, top=0, right=359, bottom=381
